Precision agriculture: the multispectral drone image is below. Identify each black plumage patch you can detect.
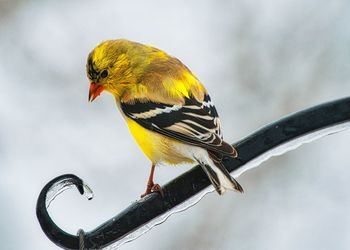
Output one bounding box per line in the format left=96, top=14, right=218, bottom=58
left=87, top=57, right=100, bottom=81
left=121, top=95, right=236, bottom=156
left=200, top=164, right=221, bottom=194
left=123, top=101, right=173, bottom=114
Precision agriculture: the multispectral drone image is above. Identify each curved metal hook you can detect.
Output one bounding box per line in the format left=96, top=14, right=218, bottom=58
left=36, top=174, right=92, bottom=249
left=37, top=97, right=350, bottom=249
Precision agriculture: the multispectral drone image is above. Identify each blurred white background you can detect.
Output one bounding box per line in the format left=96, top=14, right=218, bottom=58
left=1, top=0, right=350, bottom=249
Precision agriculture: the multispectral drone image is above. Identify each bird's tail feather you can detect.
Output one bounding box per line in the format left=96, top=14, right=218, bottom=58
left=200, top=161, right=244, bottom=195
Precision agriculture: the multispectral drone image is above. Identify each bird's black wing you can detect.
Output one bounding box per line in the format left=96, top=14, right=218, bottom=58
left=120, top=95, right=237, bottom=156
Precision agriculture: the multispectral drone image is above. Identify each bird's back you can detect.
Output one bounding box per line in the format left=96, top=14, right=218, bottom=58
left=120, top=51, right=207, bottom=105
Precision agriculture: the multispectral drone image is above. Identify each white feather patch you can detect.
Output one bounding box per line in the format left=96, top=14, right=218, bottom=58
left=131, top=105, right=182, bottom=119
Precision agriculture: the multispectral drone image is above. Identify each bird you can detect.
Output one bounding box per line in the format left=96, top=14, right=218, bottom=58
left=86, top=39, right=243, bottom=197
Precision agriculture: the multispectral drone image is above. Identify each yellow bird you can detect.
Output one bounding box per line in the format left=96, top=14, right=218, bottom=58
left=87, top=39, right=243, bottom=197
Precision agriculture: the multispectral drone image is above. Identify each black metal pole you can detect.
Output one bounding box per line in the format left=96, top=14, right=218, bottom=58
left=36, top=97, right=350, bottom=249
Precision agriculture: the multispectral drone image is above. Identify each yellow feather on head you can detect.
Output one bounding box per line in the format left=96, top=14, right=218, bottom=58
left=87, top=39, right=206, bottom=103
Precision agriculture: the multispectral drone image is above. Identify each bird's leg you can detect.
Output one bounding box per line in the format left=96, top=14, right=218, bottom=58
left=141, top=164, right=163, bottom=198
left=145, top=164, right=156, bottom=194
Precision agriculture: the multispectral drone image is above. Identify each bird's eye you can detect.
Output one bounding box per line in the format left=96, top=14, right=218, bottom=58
left=100, top=69, right=108, bottom=78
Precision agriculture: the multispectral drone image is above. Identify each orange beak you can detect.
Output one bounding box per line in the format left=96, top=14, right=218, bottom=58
left=89, top=82, right=105, bottom=102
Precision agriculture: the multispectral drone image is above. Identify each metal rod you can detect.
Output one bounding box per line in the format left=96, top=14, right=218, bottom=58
left=36, top=96, right=350, bottom=249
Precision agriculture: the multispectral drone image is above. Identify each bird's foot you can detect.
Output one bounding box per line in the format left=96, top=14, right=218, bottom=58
left=151, top=184, right=164, bottom=197
left=141, top=183, right=164, bottom=198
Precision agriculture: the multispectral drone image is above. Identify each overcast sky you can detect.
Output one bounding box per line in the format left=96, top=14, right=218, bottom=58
left=0, top=1, right=350, bottom=249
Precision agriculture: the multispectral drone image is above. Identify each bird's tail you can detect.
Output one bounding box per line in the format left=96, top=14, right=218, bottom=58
left=200, top=160, right=244, bottom=195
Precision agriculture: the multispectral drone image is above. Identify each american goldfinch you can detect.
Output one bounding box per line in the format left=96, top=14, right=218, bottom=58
left=87, top=39, right=243, bottom=196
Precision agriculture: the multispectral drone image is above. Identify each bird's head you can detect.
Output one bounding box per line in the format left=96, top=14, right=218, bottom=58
left=86, top=39, right=168, bottom=102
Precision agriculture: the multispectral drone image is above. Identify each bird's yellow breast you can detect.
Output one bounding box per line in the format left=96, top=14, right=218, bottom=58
left=125, top=117, right=194, bottom=165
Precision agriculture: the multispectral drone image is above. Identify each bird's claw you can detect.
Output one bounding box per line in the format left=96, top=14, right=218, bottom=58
left=141, top=183, right=164, bottom=198
left=151, top=184, right=164, bottom=197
